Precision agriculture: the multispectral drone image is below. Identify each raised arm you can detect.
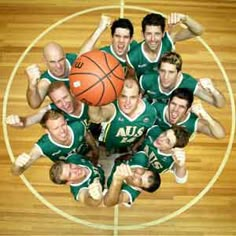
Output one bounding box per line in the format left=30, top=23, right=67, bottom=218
left=26, top=64, right=50, bottom=109
left=168, top=12, right=204, bottom=43
left=11, top=146, right=42, bottom=176
left=78, top=15, right=111, bottom=56
left=192, top=103, right=225, bottom=139
left=195, top=78, right=226, bottom=108
left=104, top=164, right=132, bottom=207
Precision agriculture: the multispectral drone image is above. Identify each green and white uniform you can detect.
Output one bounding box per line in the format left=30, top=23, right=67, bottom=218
left=40, top=53, right=77, bottom=87
left=140, top=125, right=175, bottom=173
left=98, top=99, right=157, bottom=152
left=107, top=151, right=149, bottom=206
left=100, top=40, right=138, bottom=76
left=49, top=102, right=89, bottom=125
left=65, top=154, right=105, bottom=201
left=35, top=121, right=88, bottom=162
left=152, top=102, right=199, bottom=135
left=126, top=32, right=174, bottom=78
left=140, top=72, right=198, bottom=104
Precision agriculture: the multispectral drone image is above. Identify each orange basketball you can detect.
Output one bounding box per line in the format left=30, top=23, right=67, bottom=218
left=69, top=50, right=125, bottom=106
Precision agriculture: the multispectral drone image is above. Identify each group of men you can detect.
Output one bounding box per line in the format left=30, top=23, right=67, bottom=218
left=7, top=12, right=225, bottom=207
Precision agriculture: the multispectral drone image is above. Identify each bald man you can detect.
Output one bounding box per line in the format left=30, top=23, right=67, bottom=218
left=26, top=15, right=111, bottom=109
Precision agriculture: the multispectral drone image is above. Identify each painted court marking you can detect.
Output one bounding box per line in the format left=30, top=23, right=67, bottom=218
left=2, top=4, right=235, bottom=232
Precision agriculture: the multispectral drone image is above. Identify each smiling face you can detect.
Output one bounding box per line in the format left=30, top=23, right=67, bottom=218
left=167, top=96, right=190, bottom=124
left=154, top=129, right=177, bottom=151
left=112, top=27, right=132, bottom=57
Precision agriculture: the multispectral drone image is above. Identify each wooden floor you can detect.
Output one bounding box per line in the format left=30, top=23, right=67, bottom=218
left=0, top=0, right=236, bottom=235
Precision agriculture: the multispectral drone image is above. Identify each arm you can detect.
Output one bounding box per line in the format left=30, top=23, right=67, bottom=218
left=84, top=131, right=99, bottom=165
left=192, top=103, right=225, bottom=139
left=194, top=78, right=225, bottom=108
left=78, top=15, right=111, bottom=56
left=79, top=178, right=103, bottom=206
left=168, top=13, right=204, bottom=43
left=103, top=164, right=132, bottom=207
left=6, top=105, right=50, bottom=128
left=88, top=103, right=115, bottom=123
left=11, top=146, right=42, bottom=176
left=26, top=64, right=50, bottom=109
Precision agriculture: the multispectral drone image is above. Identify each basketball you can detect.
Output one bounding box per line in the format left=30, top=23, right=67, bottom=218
left=69, top=50, right=125, bottom=106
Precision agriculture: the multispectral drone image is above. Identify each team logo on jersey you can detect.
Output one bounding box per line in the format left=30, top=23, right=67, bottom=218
left=143, top=117, right=150, bottom=123
left=118, top=117, right=124, bottom=122
left=147, top=90, right=156, bottom=95
left=138, top=63, right=147, bottom=68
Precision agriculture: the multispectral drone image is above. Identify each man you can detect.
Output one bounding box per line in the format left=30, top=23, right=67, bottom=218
left=100, top=18, right=137, bottom=76
left=127, top=12, right=204, bottom=78
left=103, top=152, right=161, bottom=207
left=11, top=110, right=98, bottom=175
left=49, top=154, right=105, bottom=207
left=26, top=15, right=111, bottom=109
left=152, top=88, right=225, bottom=139
left=140, top=125, right=190, bottom=184
left=89, top=78, right=157, bottom=154
left=140, top=51, right=225, bottom=108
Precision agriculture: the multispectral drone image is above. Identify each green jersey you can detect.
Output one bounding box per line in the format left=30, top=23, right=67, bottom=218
left=35, top=121, right=87, bottom=162
left=140, top=125, right=174, bottom=173
left=140, top=72, right=198, bottom=104
left=107, top=151, right=149, bottom=206
left=100, top=40, right=138, bottom=76
left=152, top=102, right=199, bottom=135
left=65, top=154, right=105, bottom=201
left=127, top=32, right=174, bottom=78
left=98, top=99, right=157, bottom=152
left=40, top=53, right=77, bottom=87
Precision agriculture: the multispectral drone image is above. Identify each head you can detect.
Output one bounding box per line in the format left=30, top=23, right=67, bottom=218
left=127, top=167, right=161, bottom=193
left=43, top=42, right=67, bottom=77
left=48, top=81, right=77, bottom=114
left=167, top=88, right=194, bottom=124
left=110, top=18, right=134, bottom=57
left=158, top=52, right=183, bottom=91
left=141, top=13, right=166, bottom=52
left=118, top=78, right=142, bottom=116
left=49, top=161, right=88, bottom=185
left=40, top=110, right=69, bottom=144
left=154, top=125, right=190, bottom=151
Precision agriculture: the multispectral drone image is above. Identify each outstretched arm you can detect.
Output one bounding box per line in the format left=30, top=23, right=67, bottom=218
left=192, top=103, right=225, bottom=139
left=78, top=15, right=111, bottom=56
left=195, top=78, right=226, bottom=108
left=168, top=12, right=204, bottom=42
left=26, top=64, right=50, bottom=109
left=11, top=146, right=42, bottom=176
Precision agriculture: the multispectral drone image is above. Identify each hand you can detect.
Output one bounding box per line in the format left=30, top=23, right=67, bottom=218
left=172, top=148, right=186, bottom=167
left=15, top=153, right=30, bottom=168
left=88, top=178, right=103, bottom=200
left=25, top=64, right=41, bottom=86
left=6, top=115, right=24, bottom=127
left=191, top=103, right=211, bottom=120
left=114, top=164, right=133, bottom=181
left=168, top=13, right=187, bottom=26
left=98, top=15, right=112, bottom=31
left=198, top=78, right=215, bottom=93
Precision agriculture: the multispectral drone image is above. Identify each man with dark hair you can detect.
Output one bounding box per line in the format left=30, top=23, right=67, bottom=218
left=127, top=12, right=204, bottom=78
left=103, top=151, right=161, bottom=207
left=152, top=88, right=225, bottom=139
left=140, top=125, right=190, bottom=184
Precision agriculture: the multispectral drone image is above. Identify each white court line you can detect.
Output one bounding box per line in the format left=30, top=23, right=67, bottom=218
left=2, top=4, right=235, bottom=232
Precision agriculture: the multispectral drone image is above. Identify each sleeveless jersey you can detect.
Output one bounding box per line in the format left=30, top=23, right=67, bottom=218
left=98, top=99, right=157, bottom=152
left=140, top=72, right=198, bottom=104
left=40, top=53, right=77, bottom=87
left=100, top=40, right=138, bottom=76
left=65, top=154, right=105, bottom=201
left=35, top=121, right=87, bottom=162
left=152, top=102, right=199, bottom=135
left=126, top=32, right=174, bottom=78
left=107, top=151, right=149, bottom=206
left=140, top=125, right=174, bottom=173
